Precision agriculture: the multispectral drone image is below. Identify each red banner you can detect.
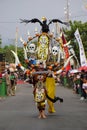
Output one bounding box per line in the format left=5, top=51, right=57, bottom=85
left=61, top=33, right=71, bottom=71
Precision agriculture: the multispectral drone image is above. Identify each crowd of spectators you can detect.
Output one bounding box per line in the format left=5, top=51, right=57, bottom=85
left=59, top=69, right=87, bottom=100
left=0, top=66, right=87, bottom=102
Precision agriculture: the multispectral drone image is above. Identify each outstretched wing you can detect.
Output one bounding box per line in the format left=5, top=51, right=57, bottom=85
left=48, top=19, right=69, bottom=26
left=20, top=19, right=31, bottom=23
left=20, top=18, right=42, bottom=25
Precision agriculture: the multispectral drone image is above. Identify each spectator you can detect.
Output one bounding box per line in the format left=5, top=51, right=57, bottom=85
left=9, top=68, right=17, bottom=96
left=82, top=76, right=87, bottom=95
left=73, top=73, right=81, bottom=94
left=0, top=73, right=2, bottom=100
left=80, top=70, right=87, bottom=100
left=5, top=69, right=11, bottom=96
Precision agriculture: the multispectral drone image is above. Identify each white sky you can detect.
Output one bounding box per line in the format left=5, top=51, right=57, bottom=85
left=0, top=0, right=87, bottom=46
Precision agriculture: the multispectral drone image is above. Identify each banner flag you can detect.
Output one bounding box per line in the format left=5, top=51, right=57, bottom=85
left=61, top=33, right=71, bottom=71
left=74, top=28, right=87, bottom=66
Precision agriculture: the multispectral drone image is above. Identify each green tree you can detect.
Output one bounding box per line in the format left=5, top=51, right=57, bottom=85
left=3, top=45, right=15, bottom=63
left=0, top=44, right=26, bottom=67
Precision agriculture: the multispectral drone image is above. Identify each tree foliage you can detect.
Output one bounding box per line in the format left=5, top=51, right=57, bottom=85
left=0, top=44, right=26, bottom=66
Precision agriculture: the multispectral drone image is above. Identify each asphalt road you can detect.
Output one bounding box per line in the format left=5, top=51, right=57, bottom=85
left=0, top=83, right=87, bottom=130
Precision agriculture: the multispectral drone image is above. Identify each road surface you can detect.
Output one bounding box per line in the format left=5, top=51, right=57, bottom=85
left=0, top=83, right=87, bottom=130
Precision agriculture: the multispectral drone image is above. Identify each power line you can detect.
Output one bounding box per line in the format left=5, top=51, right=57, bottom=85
left=0, top=14, right=87, bottom=24
left=71, top=14, right=87, bottom=19
left=0, top=21, right=19, bottom=23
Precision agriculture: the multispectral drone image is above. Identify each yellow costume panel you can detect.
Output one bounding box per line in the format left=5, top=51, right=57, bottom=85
left=46, top=77, right=56, bottom=113
left=38, top=33, right=49, bottom=60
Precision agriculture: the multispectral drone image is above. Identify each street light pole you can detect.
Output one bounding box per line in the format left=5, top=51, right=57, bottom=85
left=64, top=0, right=71, bottom=22
left=15, top=27, right=18, bottom=54
left=0, top=35, right=2, bottom=48
left=15, top=27, right=18, bottom=65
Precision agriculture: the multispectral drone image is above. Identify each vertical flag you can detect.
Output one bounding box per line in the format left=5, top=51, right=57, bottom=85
left=74, top=28, right=87, bottom=66
left=61, top=33, right=71, bottom=71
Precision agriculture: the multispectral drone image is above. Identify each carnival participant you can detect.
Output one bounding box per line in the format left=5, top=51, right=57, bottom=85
left=20, top=17, right=69, bottom=33
left=45, top=70, right=63, bottom=113
left=33, top=74, right=47, bottom=119
left=31, top=62, right=47, bottom=118
left=9, top=68, right=17, bottom=96
left=32, top=63, right=63, bottom=117
left=45, top=70, right=56, bottom=113
left=5, top=69, right=11, bottom=96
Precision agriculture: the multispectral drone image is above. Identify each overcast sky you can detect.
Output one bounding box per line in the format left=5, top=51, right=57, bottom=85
left=0, top=0, right=87, bottom=46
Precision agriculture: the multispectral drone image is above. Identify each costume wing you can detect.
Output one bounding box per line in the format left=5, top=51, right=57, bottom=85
left=48, top=19, right=69, bottom=26
left=20, top=18, right=42, bottom=25
left=20, top=19, right=31, bottom=23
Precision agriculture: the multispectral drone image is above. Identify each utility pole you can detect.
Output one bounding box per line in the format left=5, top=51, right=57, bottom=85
left=0, top=35, right=2, bottom=48
left=55, top=23, right=58, bottom=38
left=15, top=27, right=18, bottom=54
left=55, top=22, right=61, bottom=38
left=83, top=0, right=87, bottom=9
left=15, top=27, right=18, bottom=65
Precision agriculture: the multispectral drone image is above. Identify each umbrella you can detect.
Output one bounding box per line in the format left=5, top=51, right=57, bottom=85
left=78, top=66, right=87, bottom=71
left=69, top=69, right=80, bottom=74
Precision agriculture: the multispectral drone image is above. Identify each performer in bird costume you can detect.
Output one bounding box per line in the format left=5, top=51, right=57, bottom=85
left=20, top=17, right=69, bottom=33
left=33, top=72, right=63, bottom=118
left=20, top=17, right=66, bottom=116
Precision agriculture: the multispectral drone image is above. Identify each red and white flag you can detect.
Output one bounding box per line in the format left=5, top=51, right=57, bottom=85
left=61, top=33, right=71, bottom=71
